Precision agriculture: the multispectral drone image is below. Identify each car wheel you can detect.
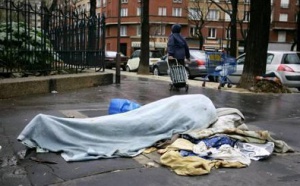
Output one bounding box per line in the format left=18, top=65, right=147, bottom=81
left=297, top=87, right=300, bottom=91
left=185, top=69, right=193, bottom=79
left=122, top=66, right=126, bottom=71
left=153, top=67, right=160, bottom=76
left=126, top=66, right=131, bottom=72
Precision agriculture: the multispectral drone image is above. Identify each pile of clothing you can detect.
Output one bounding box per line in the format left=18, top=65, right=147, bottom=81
left=154, top=108, right=294, bottom=176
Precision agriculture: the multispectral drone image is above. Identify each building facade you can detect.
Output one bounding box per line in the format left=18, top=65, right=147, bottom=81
left=95, top=0, right=190, bottom=56
left=74, top=0, right=298, bottom=56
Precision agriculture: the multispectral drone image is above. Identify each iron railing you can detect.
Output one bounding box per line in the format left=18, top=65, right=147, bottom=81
left=0, top=0, right=106, bottom=77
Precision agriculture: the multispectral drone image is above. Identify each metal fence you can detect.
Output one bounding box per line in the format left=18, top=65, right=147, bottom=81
left=0, top=0, right=105, bottom=77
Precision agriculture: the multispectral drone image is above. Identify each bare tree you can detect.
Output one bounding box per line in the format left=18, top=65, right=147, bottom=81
left=186, top=0, right=211, bottom=50
left=41, top=0, right=58, bottom=32
left=236, top=2, right=250, bottom=51
left=209, top=0, right=238, bottom=57
left=238, top=0, right=271, bottom=89
left=138, top=0, right=150, bottom=75
left=88, top=0, right=96, bottom=50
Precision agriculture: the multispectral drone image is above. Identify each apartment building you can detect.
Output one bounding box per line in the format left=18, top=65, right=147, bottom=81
left=94, top=0, right=189, bottom=56
left=269, top=0, right=298, bottom=50
left=74, top=0, right=298, bottom=56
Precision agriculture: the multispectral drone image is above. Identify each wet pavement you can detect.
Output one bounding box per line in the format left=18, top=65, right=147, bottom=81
left=0, top=71, right=300, bottom=186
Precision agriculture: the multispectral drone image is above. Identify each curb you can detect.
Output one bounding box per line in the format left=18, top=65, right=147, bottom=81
left=0, top=72, right=113, bottom=99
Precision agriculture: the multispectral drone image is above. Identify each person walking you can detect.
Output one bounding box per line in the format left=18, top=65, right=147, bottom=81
left=167, top=24, right=190, bottom=66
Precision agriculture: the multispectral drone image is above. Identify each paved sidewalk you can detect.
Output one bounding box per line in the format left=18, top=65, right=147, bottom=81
left=0, top=69, right=300, bottom=186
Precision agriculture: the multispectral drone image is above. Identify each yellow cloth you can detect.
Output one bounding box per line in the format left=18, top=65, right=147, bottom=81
left=159, top=138, right=246, bottom=176
left=160, top=149, right=245, bottom=176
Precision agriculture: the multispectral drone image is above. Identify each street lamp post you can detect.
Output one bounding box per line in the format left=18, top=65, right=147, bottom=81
left=116, top=0, right=121, bottom=84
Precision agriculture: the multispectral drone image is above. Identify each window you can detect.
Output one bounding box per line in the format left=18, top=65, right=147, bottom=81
left=267, top=54, right=274, bottom=64
left=121, top=0, right=128, bottom=3
left=120, top=26, right=127, bottom=36
left=150, top=25, right=165, bottom=36
left=243, top=29, right=248, bottom=38
left=87, top=2, right=90, bottom=11
left=226, top=28, right=231, bottom=39
left=157, top=25, right=166, bottom=35
left=189, top=8, right=201, bottom=20
left=97, top=0, right=101, bottom=7
left=137, top=7, right=141, bottom=16
left=278, top=31, right=286, bottom=42
left=236, top=55, right=245, bottom=65
left=225, top=12, right=231, bottom=21
left=244, top=0, right=250, bottom=4
left=136, top=26, right=141, bottom=36
left=190, top=27, right=198, bottom=37
left=173, top=0, right=182, bottom=3
left=158, top=7, right=167, bottom=16
left=208, top=28, right=216, bottom=39
left=207, top=10, right=219, bottom=21
left=279, top=14, right=288, bottom=22
left=121, top=8, right=128, bottom=17
left=280, top=0, right=289, bottom=8
left=244, top=11, right=250, bottom=22
left=284, top=54, right=300, bottom=64
left=172, top=8, right=182, bottom=17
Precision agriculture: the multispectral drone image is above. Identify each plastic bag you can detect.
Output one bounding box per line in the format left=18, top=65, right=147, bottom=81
left=108, top=98, right=141, bottom=115
left=234, top=141, right=274, bottom=160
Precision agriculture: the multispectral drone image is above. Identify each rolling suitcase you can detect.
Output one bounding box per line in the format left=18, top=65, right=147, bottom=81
left=168, top=58, right=189, bottom=92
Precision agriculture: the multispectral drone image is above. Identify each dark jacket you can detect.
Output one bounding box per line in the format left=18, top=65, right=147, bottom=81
left=167, top=24, right=190, bottom=60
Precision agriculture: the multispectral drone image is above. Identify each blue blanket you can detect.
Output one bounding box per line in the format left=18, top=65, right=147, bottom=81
left=17, top=94, right=217, bottom=161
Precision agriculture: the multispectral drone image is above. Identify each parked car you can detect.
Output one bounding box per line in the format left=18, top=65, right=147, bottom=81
left=151, top=49, right=211, bottom=80
left=105, top=51, right=128, bottom=71
left=126, top=50, right=163, bottom=72
left=151, top=55, right=169, bottom=76
left=227, top=51, right=300, bottom=90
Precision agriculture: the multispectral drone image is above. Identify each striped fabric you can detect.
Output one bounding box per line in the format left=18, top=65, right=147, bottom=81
left=170, top=65, right=187, bottom=84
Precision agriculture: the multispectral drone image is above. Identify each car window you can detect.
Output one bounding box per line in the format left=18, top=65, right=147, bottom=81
left=283, top=54, right=300, bottom=64
left=266, top=54, right=274, bottom=64
left=150, top=51, right=163, bottom=58
left=132, top=50, right=140, bottom=58
left=190, top=50, right=206, bottom=60
left=106, top=51, right=125, bottom=57
left=106, top=51, right=117, bottom=57
left=162, top=55, right=167, bottom=60
left=236, top=55, right=245, bottom=65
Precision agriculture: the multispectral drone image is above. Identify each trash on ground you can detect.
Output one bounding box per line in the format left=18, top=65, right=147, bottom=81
left=108, top=98, right=141, bottom=115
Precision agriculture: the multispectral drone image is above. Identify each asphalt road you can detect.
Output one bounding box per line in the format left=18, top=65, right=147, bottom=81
left=0, top=72, right=300, bottom=186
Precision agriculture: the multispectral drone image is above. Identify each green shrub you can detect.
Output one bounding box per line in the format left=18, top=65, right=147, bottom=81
left=0, top=22, right=59, bottom=72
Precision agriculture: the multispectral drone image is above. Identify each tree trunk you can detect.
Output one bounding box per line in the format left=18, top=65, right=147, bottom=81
left=41, top=0, right=57, bottom=32
left=199, top=33, right=204, bottom=50
left=229, top=0, right=237, bottom=57
left=88, top=0, right=96, bottom=50
left=297, top=0, right=300, bottom=51
left=138, top=0, right=150, bottom=75
left=238, top=0, right=271, bottom=89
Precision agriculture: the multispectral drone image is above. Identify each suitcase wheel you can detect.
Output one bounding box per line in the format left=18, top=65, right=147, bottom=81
left=169, top=84, right=173, bottom=91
